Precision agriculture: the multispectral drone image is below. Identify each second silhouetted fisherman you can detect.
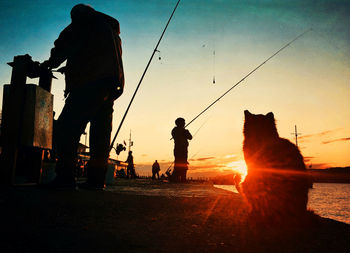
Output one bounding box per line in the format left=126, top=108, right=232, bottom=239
left=171, top=118, right=192, bottom=182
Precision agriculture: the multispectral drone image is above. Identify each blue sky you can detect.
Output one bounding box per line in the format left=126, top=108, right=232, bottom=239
left=1, top=0, right=349, bottom=72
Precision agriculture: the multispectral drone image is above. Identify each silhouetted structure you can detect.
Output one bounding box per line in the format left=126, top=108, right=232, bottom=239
left=126, top=151, right=136, bottom=179
left=240, top=110, right=312, bottom=221
left=152, top=160, right=160, bottom=180
left=41, top=4, right=124, bottom=189
left=291, top=125, right=301, bottom=147
left=171, top=118, right=192, bottom=182
left=1, top=54, right=53, bottom=185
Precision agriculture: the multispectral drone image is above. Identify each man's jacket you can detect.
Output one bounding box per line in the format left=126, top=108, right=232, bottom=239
left=171, top=127, right=192, bottom=150
left=47, top=9, right=124, bottom=97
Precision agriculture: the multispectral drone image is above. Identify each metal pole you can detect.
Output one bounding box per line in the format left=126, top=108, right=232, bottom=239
left=291, top=125, right=301, bottom=147
left=109, top=0, right=181, bottom=152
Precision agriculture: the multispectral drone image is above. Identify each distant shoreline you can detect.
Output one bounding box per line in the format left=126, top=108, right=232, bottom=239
left=309, top=167, right=350, bottom=184
left=210, top=167, right=350, bottom=185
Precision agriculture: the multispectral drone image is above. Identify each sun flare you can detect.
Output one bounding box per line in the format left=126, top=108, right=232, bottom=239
left=226, top=160, right=248, bottom=182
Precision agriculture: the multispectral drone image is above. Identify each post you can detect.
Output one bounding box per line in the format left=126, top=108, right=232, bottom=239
left=291, top=125, right=301, bottom=148
left=1, top=55, right=54, bottom=186
left=0, top=55, right=28, bottom=185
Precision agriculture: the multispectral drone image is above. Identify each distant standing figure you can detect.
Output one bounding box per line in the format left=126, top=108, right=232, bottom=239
left=126, top=151, right=136, bottom=179
left=171, top=118, right=192, bottom=182
left=152, top=160, right=160, bottom=180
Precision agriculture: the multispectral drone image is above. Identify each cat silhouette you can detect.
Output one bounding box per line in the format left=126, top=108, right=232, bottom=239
left=240, top=110, right=312, bottom=219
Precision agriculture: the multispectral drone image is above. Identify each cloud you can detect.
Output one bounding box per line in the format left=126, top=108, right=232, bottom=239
left=189, top=156, right=215, bottom=162
left=222, top=169, right=235, bottom=173
left=189, top=163, right=226, bottom=171
left=322, top=137, right=350, bottom=145
left=188, top=171, right=227, bottom=178
left=299, top=128, right=342, bottom=141
left=303, top=156, right=315, bottom=162
left=224, top=154, right=237, bottom=159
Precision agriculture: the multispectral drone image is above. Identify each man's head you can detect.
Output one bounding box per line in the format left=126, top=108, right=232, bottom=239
left=71, top=4, right=95, bottom=22
left=175, top=117, right=185, bottom=128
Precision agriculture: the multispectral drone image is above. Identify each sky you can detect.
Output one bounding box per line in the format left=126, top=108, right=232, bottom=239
left=0, top=0, right=349, bottom=177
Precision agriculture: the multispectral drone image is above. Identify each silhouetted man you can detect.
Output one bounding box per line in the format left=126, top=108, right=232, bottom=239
left=126, top=151, right=136, bottom=179
left=152, top=160, right=160, bottom=180
left=41, top=4, right=124, bottom=189
left=171, top=118, right=192, bottom=182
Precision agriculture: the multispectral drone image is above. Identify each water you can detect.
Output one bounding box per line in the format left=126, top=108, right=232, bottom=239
left=308, top=183, right=350, bottom=224
left=214, top=184, right=239, bottom=194
left=214, top=183, right=350, bottom=224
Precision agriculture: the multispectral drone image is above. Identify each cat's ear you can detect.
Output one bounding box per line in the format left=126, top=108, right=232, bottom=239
left=266, top=112, right=274, bottom=120
left=244, top=110, right=252, bottom=118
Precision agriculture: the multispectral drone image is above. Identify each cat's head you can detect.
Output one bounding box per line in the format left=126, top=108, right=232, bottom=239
left=243, top=110, right=279, bottom=143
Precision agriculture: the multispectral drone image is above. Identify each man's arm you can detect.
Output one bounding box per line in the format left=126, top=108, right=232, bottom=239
left=42, top=25, right=73, bottom=69
left=171, top=128, right=176, bottom=139
left=186, top=130, right=192, bottom=140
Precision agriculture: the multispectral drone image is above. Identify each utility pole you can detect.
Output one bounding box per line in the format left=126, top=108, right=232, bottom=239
left=128, top=130, right=133, bottom=152
left=291, top=125, right=301, bottom=147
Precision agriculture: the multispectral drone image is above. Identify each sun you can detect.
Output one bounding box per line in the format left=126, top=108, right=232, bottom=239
left=225, top=160, right=248, bottom=183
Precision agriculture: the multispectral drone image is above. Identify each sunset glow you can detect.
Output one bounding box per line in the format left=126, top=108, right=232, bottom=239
left=225, top=160, right=248, bottom=182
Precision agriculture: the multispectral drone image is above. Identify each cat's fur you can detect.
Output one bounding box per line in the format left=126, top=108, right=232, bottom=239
left=240, top=110, right=312, bottom=218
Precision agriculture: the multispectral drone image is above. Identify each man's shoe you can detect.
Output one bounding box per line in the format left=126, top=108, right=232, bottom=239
left=78, top=181, right=105, bottom=191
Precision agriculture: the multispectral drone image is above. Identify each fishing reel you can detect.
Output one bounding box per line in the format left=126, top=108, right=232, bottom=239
left=114, top=143, right=126, bottom=155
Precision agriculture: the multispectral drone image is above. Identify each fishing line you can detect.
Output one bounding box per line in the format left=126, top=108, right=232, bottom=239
left=109, top=0, right=181, bottom=152
left=192, top=116, right=211, bottom=139
left=212, top=50, right=216, bottom=84
left=183, top=28, right=312, bottom=129
left=167, top=29, right=312, bottom=176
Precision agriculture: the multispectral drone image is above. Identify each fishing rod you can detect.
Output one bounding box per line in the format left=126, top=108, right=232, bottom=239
left=167, top=29, right=311, bottom=174
left=109, top=0, right=181, bottom=152
left=183, top=28, right=312, bottom=129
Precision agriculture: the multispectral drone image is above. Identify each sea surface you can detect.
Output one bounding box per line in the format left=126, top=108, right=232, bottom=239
left=214, top=183, right=350, bottom=224
left=308, top=183, right=350, bottom=224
